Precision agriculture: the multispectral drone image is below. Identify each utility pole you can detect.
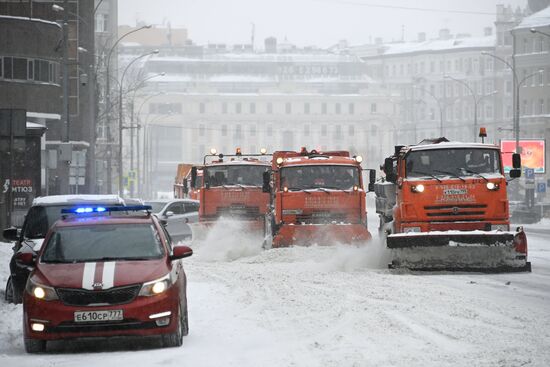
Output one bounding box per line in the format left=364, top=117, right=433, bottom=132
left=60, top=0, right=70, bottom=194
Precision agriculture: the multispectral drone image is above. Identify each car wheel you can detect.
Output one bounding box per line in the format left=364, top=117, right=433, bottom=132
left=5, top=276, right=22, bottom=304
left=24, top=338, right=46, bottom=353
left=182, top=303, right=189, bottom=336
left=162, top=303, right=184, bottom=348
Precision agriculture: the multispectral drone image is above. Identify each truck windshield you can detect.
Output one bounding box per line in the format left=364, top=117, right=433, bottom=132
left=205, top=165, right=269, bottom=187
left=280, top=165, right=360, bottom=190
left=405, top=148, right=501, bottom=178
left=41, top=224, right=164, bottom=263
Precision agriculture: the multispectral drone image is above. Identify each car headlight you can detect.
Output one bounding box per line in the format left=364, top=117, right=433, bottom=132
left=25, top=278, right=58, bottom=301
left=139, top=273, right=175, bottom=297
left=486, top=182, right=499, bottom=191
left=403, top=226, right=421, bottom=233
left=411, top=184, right=425, bottom=193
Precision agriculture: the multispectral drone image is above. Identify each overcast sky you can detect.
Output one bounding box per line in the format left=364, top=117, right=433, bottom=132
left=118, top=0, right=528, bottom=47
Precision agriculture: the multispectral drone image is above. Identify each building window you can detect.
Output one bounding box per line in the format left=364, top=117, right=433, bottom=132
left=200, top=102, right=205, bottom=114
left=12, top=58, right=27, bottom=80
left=304, top=102, right=310, bottom=114
left=370, top=103, right=377, bottom=113
left=222, top=102, right=228, bottom=114
left=250, top=103, right=256, bottom=114
left=3, top=57, right=12, bottom=79
left=199, top=124, right=205, bottom=137
left=236, top=102, right=242, bottom=114
left=348, top=103, right=355, bottom=115
left=27, top=59, right=34, bottom=80
left=334, top=125, right=342, bottom=139
left=250, top=125, right=256, bottom=136
left=267, top=102, right=273, bottom=114
left=267, top=125, right=273, bottom=137
left=304, top=124, right=310, bottom=136
left=321, top=125, right=327, bottom=137
left=322, top=102, right=327, bottom=114
left=285, top=102, right=291, bottom=114
left=222, top=125, right=227, bottom=136
left=335, top=103, right=341, bottom=114
left=235, top=124, right=242, bottom=139
left=95, top=13, right=108, bottom=33
left=539, top=99, right=544, bottom=115
left=348, top=125, right=354, bottom=136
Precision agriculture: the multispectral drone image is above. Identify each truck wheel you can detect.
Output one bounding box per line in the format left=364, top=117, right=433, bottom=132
left=5, top=276, right=22, bottom=304
left=24, top=338, right=46, bottom=353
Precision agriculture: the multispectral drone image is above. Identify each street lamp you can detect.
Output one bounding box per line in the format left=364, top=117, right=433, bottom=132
left=530, top=27, right=550, bottom=38
left=481, top=51, right=543, bottom=152
left=413, top=86, right=444, bottom=136
left=443, top=75, right=497, bottom=141
left=118, top=50, right=160, bottom=196
left=103, top=24, right=151, bottom=194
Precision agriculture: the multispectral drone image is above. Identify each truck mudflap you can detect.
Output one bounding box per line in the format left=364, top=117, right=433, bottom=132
left=272, top=223, right=372, bottom=247
left=387, top=229, right=531, bottom=272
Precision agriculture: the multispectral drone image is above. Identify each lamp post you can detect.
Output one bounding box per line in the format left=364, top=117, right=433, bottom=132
left=481, top=51, right=543, bottom=152
left=103, top=24, right=151, bottom=194
left=117, top=50, right=159, bottom=196
left=413, top=86, right=444, bottom=136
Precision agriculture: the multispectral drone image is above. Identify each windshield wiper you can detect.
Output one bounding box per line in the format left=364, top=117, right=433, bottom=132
left=433, top=169, right=466, bottom=182
left=462, top=169, right=489, bottom=182
left=410, top=170, right=442, bottom=182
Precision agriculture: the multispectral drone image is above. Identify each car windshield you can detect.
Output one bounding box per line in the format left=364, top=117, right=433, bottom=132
left=205, top=164, right=269, bottom=186
left=145, top=201, right=167, bottom=213
left=280, top=165, right=360, bottom=190
left=405, top=148, right=501, bottom=178
left=41, top=223, right=164, bottom=263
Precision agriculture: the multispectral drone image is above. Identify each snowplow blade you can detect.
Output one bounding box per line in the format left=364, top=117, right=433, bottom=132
left=387, top=231, right=531, bottom=272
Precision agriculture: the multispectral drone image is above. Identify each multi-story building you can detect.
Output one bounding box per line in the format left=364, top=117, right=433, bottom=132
left=0, top=0, right=96, bottom=195
left=127, top=40, right=395, bottom=198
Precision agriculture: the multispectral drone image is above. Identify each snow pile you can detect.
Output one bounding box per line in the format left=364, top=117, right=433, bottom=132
left=310, top=239, right=390, bottom=272
left=192, top=219, right=263, bottom=262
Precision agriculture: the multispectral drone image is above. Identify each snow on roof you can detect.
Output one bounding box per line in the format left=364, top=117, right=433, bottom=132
left=148, top=53, right=360, bottom=63
left=515, top=6, right=550, bottom=30
left=26, top=122, right=46, bottom=129
left=410, top=141, right=499, bottom=151
left=33, top=195, right=124, bottom=206
left=364, top=36, right=494, bottom=58
left=27, top=112, right=61, bottom=120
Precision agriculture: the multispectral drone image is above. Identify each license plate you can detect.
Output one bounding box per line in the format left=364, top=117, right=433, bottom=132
left=74, top=310, right=123, bottom=323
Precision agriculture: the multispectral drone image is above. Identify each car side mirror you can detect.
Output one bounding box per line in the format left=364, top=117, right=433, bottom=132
left=16, top=252, right=36, bottom=266
left=3, top=227, right=19, bottom=242
left=262, top=171, right=271, bottom=193
left=165, top=211, right=174, bottom=217
left=512, top=153, right=521, bottom=169
left=170, top=245, right=193, bottom=260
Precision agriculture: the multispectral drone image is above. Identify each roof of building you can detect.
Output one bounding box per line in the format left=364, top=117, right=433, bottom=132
left=358, top=35, right=495, bottom=59
left=515, top=6, right=550, bottom=30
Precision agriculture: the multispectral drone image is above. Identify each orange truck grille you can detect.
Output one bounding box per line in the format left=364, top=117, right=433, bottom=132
left=294, top=212, right=348, bottom=224
left=215, top=206, right=261, bottom=219
left=423, top=204, right=487, bottom=220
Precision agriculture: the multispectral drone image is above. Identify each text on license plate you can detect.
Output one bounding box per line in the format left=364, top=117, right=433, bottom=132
left=74, top=310, right=123, bottom=322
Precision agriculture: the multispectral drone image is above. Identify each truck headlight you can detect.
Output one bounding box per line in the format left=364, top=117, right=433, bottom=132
left=486, top=182, right=499, bottom=191
left=491, top=224, right=509, bottom=231
left=26, top=278, right=58, bottom=301
left=403, top=226, right=421, bottom=233
left=411, top=184, right=425, bottom=193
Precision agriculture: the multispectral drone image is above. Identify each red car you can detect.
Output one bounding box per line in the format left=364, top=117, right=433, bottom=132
left=19, top=205, right=193, bottom=353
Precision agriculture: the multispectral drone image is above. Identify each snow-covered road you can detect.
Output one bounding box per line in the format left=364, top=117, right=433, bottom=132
left=1, top=211, right=549, bottom=367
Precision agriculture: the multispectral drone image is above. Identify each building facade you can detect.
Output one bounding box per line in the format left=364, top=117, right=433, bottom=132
left=125, top=43, right=394, bottom=198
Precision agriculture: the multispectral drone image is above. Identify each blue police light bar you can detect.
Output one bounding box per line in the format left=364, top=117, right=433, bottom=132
left=61, top=205, right=152, bottom=214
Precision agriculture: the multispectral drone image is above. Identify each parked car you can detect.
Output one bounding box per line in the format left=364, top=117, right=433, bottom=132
left=20, top=205, right=192, bottom=353
left=2, top=195, right=125, bottom=304
left=145, top=199, right=199, bottom=242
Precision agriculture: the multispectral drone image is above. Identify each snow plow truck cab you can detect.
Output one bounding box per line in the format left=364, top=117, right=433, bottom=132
left=263, top=148, right=376, bottom=248
left=376, top=137, right=531, bottom=272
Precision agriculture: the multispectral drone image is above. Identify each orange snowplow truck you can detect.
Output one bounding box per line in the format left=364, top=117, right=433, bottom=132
left=174, top=164, right=203, bottom=200
left=262, top=148, right=376, bottom=248
left=376, top=137, right=531, bottom=272
left=192, top=148, right=271, bottom=237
